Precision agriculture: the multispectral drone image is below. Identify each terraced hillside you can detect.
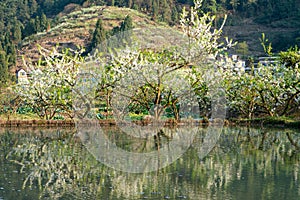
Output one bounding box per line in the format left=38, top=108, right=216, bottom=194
left=17, top=4, right=298, bottom=69
left=17, top=6, right=168, bottom=68
left=223, top=17, right=299, bottom=57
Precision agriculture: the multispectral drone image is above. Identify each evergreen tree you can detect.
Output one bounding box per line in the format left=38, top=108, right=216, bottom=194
left=1, top=32, right=16, bottom=68
left=111, top=26, right=120, bottom=36
left=171, top=5, right=178, bottom=25
left=16, top=0, right=30, bottom=22
left=22, top=18, right=36, bottom=38
left=0, top=50, right=8, bottom=86
left=43, top=0, right=55, bottom=13
left=152, top=0, right=159, bottom=21
left=117, top=0, right=127, bottom=7
left=120, top=15, right=133, bottom=45
left=120, top=15, right=133, bottom=31
left=35, top=16, right=41, bottom=32
left=0, top=21, right=4, bottom=33
left=6, top=43, right=16, bottom=66
left=107, top=15, right=133, bottom=48
left=40, top=13, right=48, bottom=32
left=2, top=32, right=11, bottom=50
left=28, top=0, right=38, bottom=16
left=91, top=19, right=107, bottom=51
left=12, top=19, right=22, bottom=43
left=160, top=0, right=172, bottom=23
left=132, top=1, right=140, bottom=10
left=229, top=0, right=239, bottom=12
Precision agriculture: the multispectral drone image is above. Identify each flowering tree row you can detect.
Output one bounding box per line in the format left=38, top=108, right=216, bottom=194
left=13, top=0, right=300, bottom=120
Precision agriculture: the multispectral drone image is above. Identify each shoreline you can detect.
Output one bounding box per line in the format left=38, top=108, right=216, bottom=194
left=0, top=117, right=299, bottom=129
left=231, top=117, right=300, bottom=129
left=0, top=119, right=208, bottom=128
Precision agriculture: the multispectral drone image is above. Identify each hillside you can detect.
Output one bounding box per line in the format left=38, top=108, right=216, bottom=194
left=223, top=17, right=299, bottom=57
left=12, top=2, right=300, bottom=70
left=17, top=6, right=164, bottom=68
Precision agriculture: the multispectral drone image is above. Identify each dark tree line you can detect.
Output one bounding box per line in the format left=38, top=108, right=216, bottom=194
left=22, top=13, right=51, bottom=38
left=0, top=0, right=85, bottom=86
left=1, top=0, right=299, bottom=41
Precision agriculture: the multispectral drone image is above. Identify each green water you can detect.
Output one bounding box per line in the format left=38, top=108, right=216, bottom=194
left=0, top=126, right=299, bottom=200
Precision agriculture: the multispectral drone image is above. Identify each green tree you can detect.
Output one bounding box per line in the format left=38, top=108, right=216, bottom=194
left=236, top=41, right=249, bottom=58
left=229, top=0, right=239, bottom=12
left=120, top=15, right=133, bottom=44
left=107, top=15, right=133, bottom=48
left=152, top=0, right=159, bottom=20
left=6, top=43, right=16, bottom=66
left=22, top=18, right=36, bottom=38
left=279, top=46, right=300, bottom=68
left=128, top=0, right=133, bottom=8
left=120, top=15, right=133, bottom=31
left=224, top=52, right=300, bottom=118
left=1, top=32, right=17, bottom=67
left=90, top=19, right=106, bottom=51
left=28, top=0, right=38, bottom=15
left=0, top=50, right=8, bottom=86
left=108, top=0, right=115, bottom=6
left=43, top=0, right=55, bottom=13
left=40, top=13, right=48, bottom=32
left=224, top=71, right=259, bottom=119
left=11, top=19, right=22, bottom=43
left=35, top=16, right=41, bottom=32
left=2, top=32, right=11, bottom=51
left=160, top=0, right=172, bottom=23
left=171, top=5, right=179, bottom=25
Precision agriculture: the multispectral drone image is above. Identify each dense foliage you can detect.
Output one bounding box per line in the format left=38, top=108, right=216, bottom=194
left=225, top=46, right=300, bottom=119
left=1, top=0, right=300, bottom=120
left=12, top=0, right=233, bottom=121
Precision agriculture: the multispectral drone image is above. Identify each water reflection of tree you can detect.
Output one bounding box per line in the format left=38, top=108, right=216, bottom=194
left=193, top=127, right=300, bottom=199
left=0, top=129, right=70, bottom=199
left=6, top=127, right=196, bottom=199
left=4, top=127, right=300, bottom=199
left=6, top=128, right=108, bottom=199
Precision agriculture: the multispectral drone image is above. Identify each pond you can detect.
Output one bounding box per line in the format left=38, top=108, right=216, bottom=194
left=0, top=126, right=300, bottom=199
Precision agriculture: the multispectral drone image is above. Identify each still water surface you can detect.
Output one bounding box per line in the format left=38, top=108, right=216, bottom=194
left=0, top=126, right=300, bottom=200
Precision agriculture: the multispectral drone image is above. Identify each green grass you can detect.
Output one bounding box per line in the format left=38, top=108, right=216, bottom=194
left=0, top=113, right=39, bottom=120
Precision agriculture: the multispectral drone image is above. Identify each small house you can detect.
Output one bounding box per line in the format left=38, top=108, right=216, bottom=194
left=16, top=68, right=29, bottom=84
